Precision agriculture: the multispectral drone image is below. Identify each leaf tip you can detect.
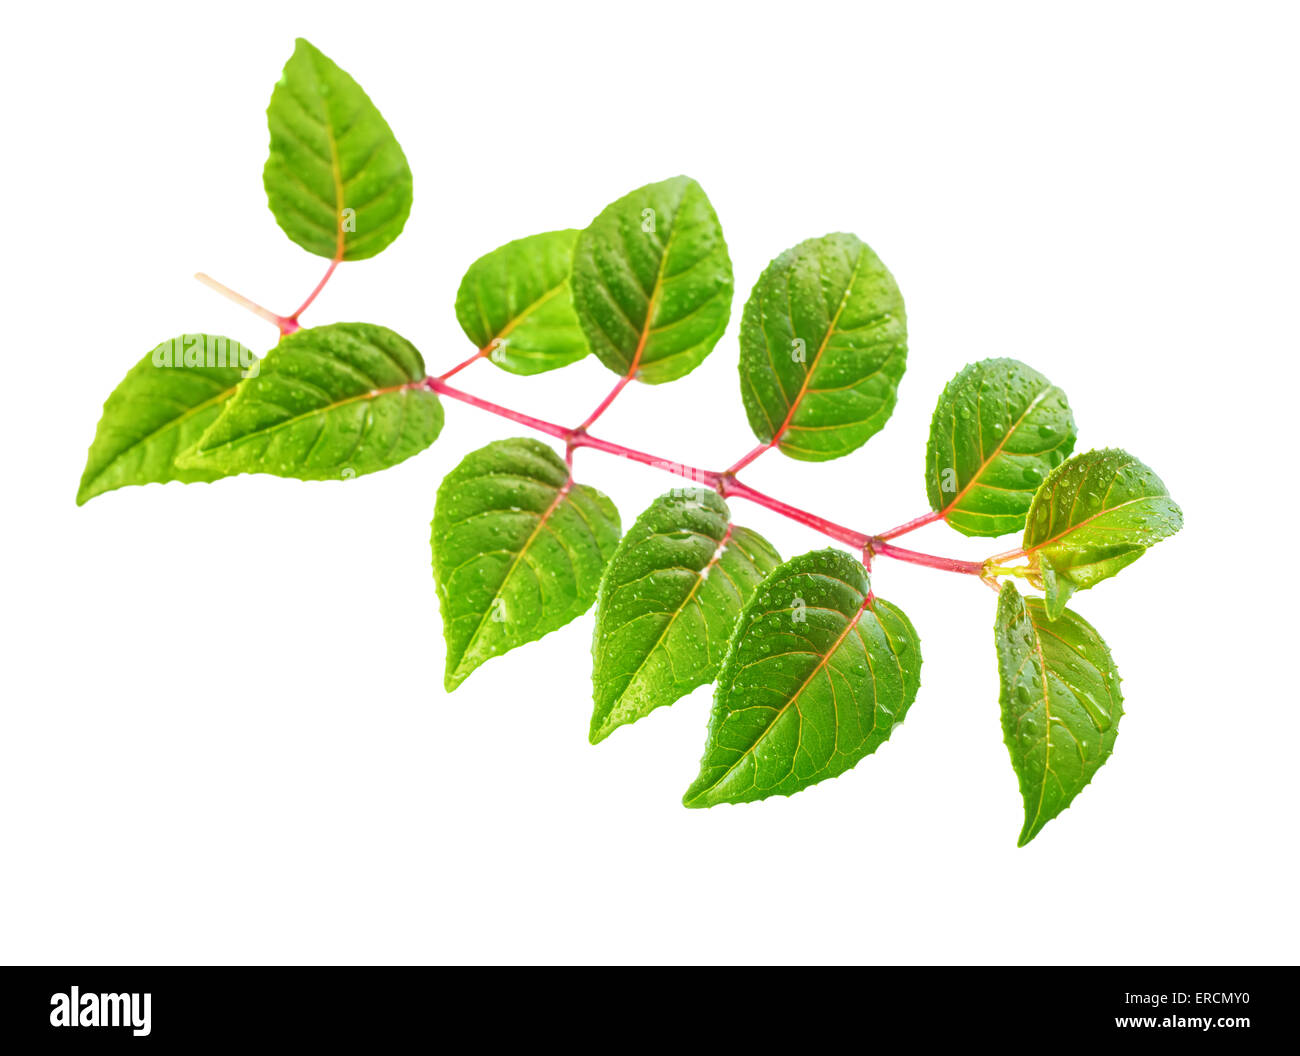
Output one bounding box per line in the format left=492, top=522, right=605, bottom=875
left=1017, top=809, right=1047, bottom=846
left=442, top=660, right=471, bottom=692
left=75, top=476, right=94, bottom=506
left=680, top=778, right=717, bottom=809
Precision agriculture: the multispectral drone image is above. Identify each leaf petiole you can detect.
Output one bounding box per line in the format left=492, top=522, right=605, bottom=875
left=195, top=249, right=344, bottom=340
left=983, top=562, right=1034, bottom=579
left=286, top=255, right=342, bottom=324
left=573, top=369, right=636, bottom=434
left=437, top=348, right=491, bottom=381
left=194, top=272, right=298, bottom=335
left=724, top=441, right=774, bottom=475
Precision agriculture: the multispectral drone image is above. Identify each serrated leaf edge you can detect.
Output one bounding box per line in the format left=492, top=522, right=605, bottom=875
left=77, top=382, right=238, bottom=505
left=589, top=518, right=736, bottom=744
left=931, top=373, right=1070, bottom=530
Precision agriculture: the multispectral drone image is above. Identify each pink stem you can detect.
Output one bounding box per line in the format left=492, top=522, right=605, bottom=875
left=725, top=441, right=773, bottom=475
left=438, top=348, right=489, bottom=381
left=426, top=375, right=722, bottom=487
left=422, top=375, right=984, bottom=574
left=288, top=256, right=341, bottom=323
left=574, top=372, right=635, bottom=433
left=722, top=478, right=870, bottom=550
left=198, top=264, right=986, bottom=570
left=875, top=509, right=944, bottom=540
left=868, top=539, right=985, bottom=576
left=423, top=377, right=569, bottom=440
left=203, top=248, right=996, bottom=578
left=571, top=432, right=722, bottom=488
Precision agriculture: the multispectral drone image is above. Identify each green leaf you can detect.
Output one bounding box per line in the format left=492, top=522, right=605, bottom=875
left=77, top=335, right=258, bottom=505
left=926, top=358, right=1076, bottom=537
left=1021, top=448, right=1182, bottom=618
left=179, top=323, right=442, bottom=481
left=571, top=175, right=732, bottom=384
left=454, top=229, right=588, bottom=375
left=264, top=38, right=413, bottom=260
left=432, top=438, right=621, bottom=690
left=995, top=583, right=1123, bottom=846
left=589, top=489, right=781, bottom=744
left=684, top=548, right=921, bottom=807
left=738, top=233, right=907, bottom=462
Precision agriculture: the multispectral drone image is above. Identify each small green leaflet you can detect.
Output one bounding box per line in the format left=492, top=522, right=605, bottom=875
left=995, top=583, right=1122, bottom=846
left=77, top=335, right=258, bottom=505
left=589, top=489, right=781, bottom=744
left=738, top=233, right=907, bottom=461
left=454, top=230, right=589, bottom=375
left=571, top=176, right=733, bottom=384
left=1022, top=448, right=1182, bottom=618
left=432, top=438, right=621, bottom=691
left=179, top=323, right=442, bottom=481
left=684, top=548, right=921, bottom=807
left=264, top=38, right=412, bottom=260
left=926, top=359, right=1076, bottom=537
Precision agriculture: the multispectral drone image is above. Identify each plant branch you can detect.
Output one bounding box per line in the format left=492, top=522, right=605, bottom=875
left=200, top=266, right=1000, bottom=582
left=720, top=477, right=870, bottom=549
left=196, top=252, right=342, bottom=338
left=422, top=372, right=986, bottom=578
left=571, top=432, right=722, bottom=487
left=875, top=509, right=944, bottom=540
left=422, top=376, right=569, bottom=441
left=865, top=539, right=986, bottom=576
left=194, top=272, right=298, bottom=335
left=423, top=376, right=721, bottom=487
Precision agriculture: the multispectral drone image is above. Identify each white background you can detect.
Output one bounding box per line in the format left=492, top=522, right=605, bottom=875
left=3, top=1, right=1297, bottom=965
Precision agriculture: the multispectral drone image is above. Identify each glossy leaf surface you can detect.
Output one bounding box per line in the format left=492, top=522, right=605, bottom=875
left=926, top=358, right=1076, bottom=536
left=738, top=233, right=906, bottom=461
left=589, top=489, right=780, bottom=744
left=571, top=176, right=732, bottom=384
left=454, top=229, right=588, bottom=375
left=995, top=583, right=1123, bottom=845
left=180, top=323, right=442, bottom=481
left=684, top=549, right=921, bottom=807
left=264, top=38, right=412, bottom=260
left=1022, top=449, right=1182, bottom=618
left=432, top=438, right=621, bottom=690
left=77, top=335, right=254, bottom=504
